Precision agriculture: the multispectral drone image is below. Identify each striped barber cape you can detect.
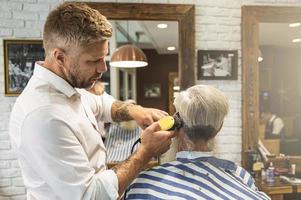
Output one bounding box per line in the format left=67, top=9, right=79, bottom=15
left=126, top=151, right=270, bottom=200
left=104, top=123, right=141, bottom=163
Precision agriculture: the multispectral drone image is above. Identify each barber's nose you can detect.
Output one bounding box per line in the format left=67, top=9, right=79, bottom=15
left=97, top=60, right=107, bottom=73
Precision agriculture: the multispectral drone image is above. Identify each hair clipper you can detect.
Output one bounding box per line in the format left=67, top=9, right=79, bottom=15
left=158, top=113, right=183, bottom=131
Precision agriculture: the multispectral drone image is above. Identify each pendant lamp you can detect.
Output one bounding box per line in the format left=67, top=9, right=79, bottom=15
left=110, top=21, right=148, bottom=68
left=110, top=44, right=148, bottom=68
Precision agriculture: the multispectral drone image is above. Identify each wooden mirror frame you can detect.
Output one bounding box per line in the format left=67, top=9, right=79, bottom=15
left=242, top=6, right=301, bottom=166
left=86, top=3, right=195, bottom=90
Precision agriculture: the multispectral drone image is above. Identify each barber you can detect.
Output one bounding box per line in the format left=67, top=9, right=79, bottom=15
left=261, top=110, right=284, bottom=139
left=9, top=2, right=174, bottom=200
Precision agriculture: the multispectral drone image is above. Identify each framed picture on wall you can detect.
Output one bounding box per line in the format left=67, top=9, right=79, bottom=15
left=144, top=83, right=161, bottom=98
left=4, top=39, right=45, bottom=96
left=197, top=50, right=238, bottom=80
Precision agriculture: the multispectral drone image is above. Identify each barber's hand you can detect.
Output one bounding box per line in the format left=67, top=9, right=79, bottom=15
left=130, top=106, right=168, bottom=129
left=139, top=122, right=176, bottom=159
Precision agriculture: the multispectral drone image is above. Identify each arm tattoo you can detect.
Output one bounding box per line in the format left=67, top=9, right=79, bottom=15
left=111, top=151, right=149, bottom=195
left=112, top=101, right=134, bottom=122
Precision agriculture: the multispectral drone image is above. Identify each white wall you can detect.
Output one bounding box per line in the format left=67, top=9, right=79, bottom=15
left=1, top=0, right=301, bottom=199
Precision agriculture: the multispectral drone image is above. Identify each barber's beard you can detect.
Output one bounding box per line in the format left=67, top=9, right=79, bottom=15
left=60, top=63, right=103, bottom=89
left=60, top=65, right=77, bottom=88
left=60, top=63, right=85, bottom=88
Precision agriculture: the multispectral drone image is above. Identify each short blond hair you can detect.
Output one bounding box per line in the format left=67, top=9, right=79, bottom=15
left=43, top=2, right=112, bottom=56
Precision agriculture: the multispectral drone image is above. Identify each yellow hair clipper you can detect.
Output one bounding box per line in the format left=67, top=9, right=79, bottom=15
left=158, top=113, right=183, bottom=131
left=158, top=116, right=175, bottom=131
left=131, top=113, right=183, bottom=154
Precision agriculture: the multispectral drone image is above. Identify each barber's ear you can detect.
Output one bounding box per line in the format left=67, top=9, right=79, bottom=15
left=53, top=48, right=66, bottom=67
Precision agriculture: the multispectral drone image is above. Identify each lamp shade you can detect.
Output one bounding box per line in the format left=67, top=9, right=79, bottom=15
left=110, top=44, right=148, bottom=68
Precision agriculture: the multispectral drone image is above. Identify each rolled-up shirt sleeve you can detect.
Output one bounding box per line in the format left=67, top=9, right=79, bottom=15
left=21, top=106, right=119, bottom=200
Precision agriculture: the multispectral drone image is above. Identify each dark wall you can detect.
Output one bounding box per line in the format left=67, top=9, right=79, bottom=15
left=137, top=49, right=178, bottom=112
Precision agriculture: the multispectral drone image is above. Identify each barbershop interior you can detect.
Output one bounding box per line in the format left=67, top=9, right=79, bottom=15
left=4, top=1, right=301, bottom=200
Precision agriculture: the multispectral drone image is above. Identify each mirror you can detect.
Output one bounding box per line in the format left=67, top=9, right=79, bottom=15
left=242, top=6, right=301, bottom=167
left=86, top=2, right=195, bottom=90
left=87, top=3, right=195, bottom=164
left=259, top=23, right=301, bottom=156
left=107, top=20, right=179, bottom=113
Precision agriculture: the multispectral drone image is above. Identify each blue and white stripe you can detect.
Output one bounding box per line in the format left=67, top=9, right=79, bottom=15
left=126, top=151, right=270, bottom=200
left=104, top=124, right=141, bottom=163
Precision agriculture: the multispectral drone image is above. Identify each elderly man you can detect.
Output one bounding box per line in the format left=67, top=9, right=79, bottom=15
left=126, top=85, right=270, bottom=200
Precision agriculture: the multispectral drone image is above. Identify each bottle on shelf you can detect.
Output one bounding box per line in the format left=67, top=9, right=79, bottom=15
left=266, top=162, right=275, bottom=183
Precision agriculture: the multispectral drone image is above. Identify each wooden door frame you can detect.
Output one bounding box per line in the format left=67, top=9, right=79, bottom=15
left=242, top=6, right=301, bottom=166
left=86, top=3, right=195, bottom=90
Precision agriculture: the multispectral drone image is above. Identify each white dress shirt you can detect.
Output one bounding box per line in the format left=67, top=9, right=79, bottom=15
left=270, top=115, right=284, bottom=135
left=9, top=62, right=118, bottom=200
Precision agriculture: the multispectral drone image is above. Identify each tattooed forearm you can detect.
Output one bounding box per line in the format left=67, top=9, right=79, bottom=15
left=111, top=155, right=136, bottom=192
left=111, top=149, right=150, bottom=195
left=111, top=101, right=134, bottom=122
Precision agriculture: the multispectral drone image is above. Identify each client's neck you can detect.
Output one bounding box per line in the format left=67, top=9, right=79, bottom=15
left=177, top=130, right=211, bottom=152
left=192, top=140, right=210, bottom=151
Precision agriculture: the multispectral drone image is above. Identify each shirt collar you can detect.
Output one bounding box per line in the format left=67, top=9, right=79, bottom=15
left=176, top=151, right=213, bottom=160
left=33, top=62, right=79, bottom=98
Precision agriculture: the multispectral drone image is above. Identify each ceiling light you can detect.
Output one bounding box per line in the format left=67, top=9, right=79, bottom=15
left=289, top=23, right=301, bottom=28
left=157, top=23, right=168, bottom=29
left=110, top=44, right=148, bottom=68
left=258, top=57, right=263, bottom=62
left=173, top=86, right=180, bottom=91
left=292, top=38, right=301, bottom=43
left=167, top=46, right=176, bottom=51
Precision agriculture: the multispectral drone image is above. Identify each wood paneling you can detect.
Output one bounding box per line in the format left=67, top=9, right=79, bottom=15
left=168, top=72, right=178, bottom=115
left=136, top=49, right=178, bottom=112
left=86, top=2, right=195, bottom=90
left=242, top=6, right=301, bottom=167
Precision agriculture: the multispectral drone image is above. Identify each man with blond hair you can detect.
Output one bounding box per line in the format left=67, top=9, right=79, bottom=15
left=126, top=85, right=270, bottom=200
left=9, top=2, right=174, bottom=200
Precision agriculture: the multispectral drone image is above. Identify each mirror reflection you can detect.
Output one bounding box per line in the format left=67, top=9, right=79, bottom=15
left=107, top=20, right=178, bottom=112
left=259, top=23, right=301, bottom=156
left=102, top=20, right=179, bottom=165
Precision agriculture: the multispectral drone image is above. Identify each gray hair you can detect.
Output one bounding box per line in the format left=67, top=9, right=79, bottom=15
left=173, top=85, right=229, bottom=141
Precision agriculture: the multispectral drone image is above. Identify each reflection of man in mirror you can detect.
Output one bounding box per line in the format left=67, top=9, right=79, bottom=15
left=261, top=110, right=284, bottom=139
left=105, top=100, right=143, bottom=163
